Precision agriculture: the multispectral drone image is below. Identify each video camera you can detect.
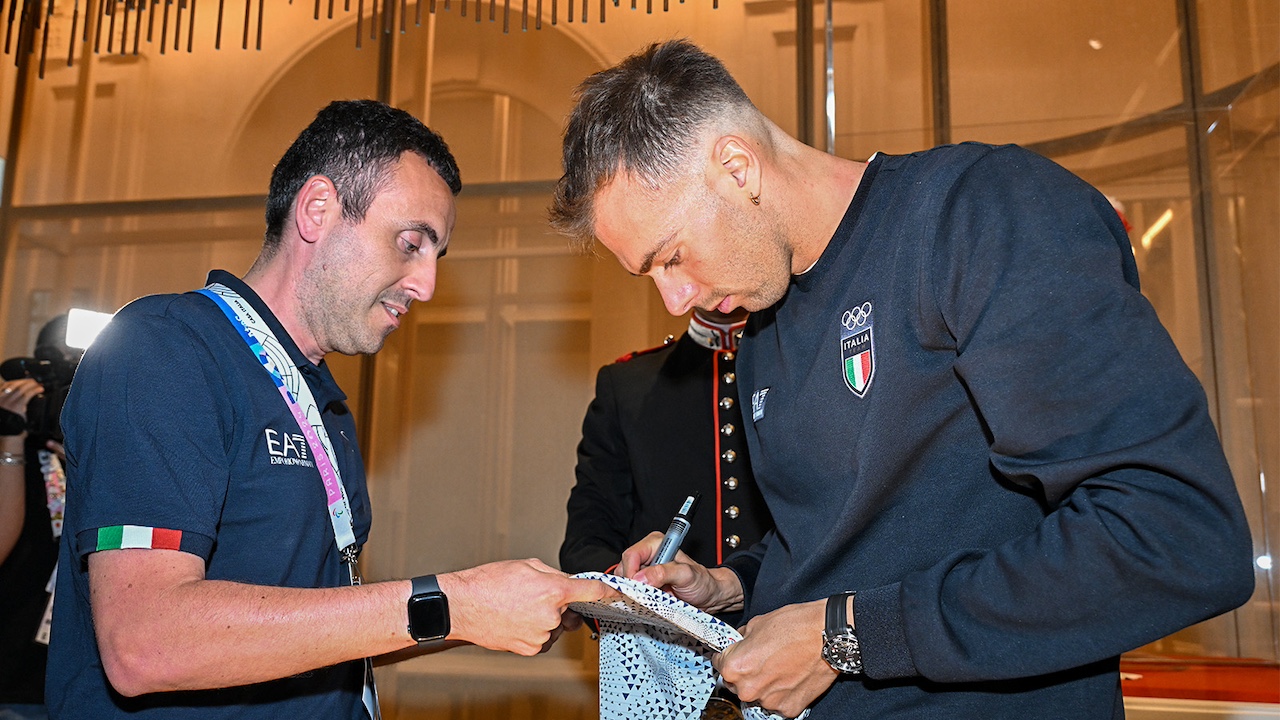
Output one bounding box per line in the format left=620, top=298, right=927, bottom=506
left=0, top=309, right=113, bottom=441
left=0, top=349, right=79, bottom=440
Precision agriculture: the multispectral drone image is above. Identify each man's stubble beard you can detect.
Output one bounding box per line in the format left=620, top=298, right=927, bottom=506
left=297, top=233, right=389, bottom=359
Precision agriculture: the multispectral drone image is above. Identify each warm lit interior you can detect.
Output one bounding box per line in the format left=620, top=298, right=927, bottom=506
left=0, top=1, right=1275, bottom=717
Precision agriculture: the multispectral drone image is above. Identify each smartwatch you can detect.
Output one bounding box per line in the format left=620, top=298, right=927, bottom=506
left=821, top=591, right=863, bottom=674
left=407, top=574, right=451, bottom=642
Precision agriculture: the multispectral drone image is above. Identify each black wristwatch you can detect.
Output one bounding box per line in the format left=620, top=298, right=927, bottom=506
left=821, top=591, right=863, bottom=674
left=407, top=574, right=450, bottom=642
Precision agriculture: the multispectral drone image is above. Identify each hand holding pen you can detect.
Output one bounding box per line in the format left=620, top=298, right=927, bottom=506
left=618, top=492, right=746, bottom=615
left=651, top=492, right=700, bottom=566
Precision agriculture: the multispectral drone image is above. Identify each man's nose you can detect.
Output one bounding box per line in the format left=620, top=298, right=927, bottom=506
left=403, top=256, right=438, bottom=303
left=653, top=272, right=696, bottom=316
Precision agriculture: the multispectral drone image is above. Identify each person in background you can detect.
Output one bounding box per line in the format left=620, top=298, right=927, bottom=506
left=549, top=40, right=1254, bottom=720
left=561, top=306, right=772, bottom=590
left=46, top=100, right=613, bottom=720
left=0, top=315, right=76, bottom=720
left=561, top=305, right=772, bottom=720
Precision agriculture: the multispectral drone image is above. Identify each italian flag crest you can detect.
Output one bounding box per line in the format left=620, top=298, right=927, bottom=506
left=840, top=302, right=875, bottom=397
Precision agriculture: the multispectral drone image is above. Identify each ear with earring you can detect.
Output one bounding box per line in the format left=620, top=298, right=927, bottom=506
left=748, top=192, right=761, bottom=206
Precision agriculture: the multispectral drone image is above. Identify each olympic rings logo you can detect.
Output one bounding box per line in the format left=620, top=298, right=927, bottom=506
left=842, top=302, right=873, bottom=330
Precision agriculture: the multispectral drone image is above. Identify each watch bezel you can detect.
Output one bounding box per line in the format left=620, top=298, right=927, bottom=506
left=821, top=628, right=863, bottom=674
left=407, top=575, right=451, bottom=642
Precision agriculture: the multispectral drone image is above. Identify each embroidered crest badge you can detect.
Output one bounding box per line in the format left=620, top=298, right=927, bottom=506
left=840, top=302, right=875, bottom=397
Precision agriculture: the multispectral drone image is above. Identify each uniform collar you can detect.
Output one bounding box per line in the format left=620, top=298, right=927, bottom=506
left=687, top=313, right=747, bottom=351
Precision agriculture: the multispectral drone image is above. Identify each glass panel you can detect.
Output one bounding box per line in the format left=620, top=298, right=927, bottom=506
left=0, top=201, right=263, bottom=360
left=949, top=0, right=1184, bottom=146
left=1196, top=0, right=1279, bottom=93
left=827, top=0, right=930, bottom=157
left=10, top=3, right=378, bottom=205
left=0, top=57, right=18, bottom=195
left=360, top=184, right=602, bottom=715
left=947, top=0, right=1280, bottom=705
left=1195, top=0, right=1280, bottom=665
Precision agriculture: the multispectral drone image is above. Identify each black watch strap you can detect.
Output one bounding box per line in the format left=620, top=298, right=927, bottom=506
left=411, top=574, right=443, bottom=596
left=822, top=591, right=863, bottom=674
left=825, top=591, right=852, bottom=634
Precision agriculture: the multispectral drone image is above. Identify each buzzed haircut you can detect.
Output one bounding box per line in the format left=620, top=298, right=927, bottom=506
left=549, top=40, right=758, bottom=250
left=263, top=99, right=462, bottom=253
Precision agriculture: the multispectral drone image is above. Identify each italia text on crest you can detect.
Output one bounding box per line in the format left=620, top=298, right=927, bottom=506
left=840, top=302, right=875, bottom=397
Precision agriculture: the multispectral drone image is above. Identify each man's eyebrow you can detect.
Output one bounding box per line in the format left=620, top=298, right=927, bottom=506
left=636, top=234, right=675, bottom=276
left=409, top=222, right=440, bottom=246
left=407, top=222, right=447, bottom=257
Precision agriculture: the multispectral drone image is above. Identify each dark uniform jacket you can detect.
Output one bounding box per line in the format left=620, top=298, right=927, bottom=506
left=560, top=330, right=773, bottom=586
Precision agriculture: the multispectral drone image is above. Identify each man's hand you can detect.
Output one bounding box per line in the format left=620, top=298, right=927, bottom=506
left=618, top=531, right=744, bottom=615
left=0, top=378, right=42, bottom=418
left=438, top=558, right=617, bottom=656
left=713, top=598, right=837, bottom=719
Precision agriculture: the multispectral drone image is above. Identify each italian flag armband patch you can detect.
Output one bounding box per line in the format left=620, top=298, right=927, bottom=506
left=94, top=525, right=184, bottom=551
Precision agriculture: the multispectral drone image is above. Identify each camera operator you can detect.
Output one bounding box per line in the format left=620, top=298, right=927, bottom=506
left=0, top=315, right=75, bottom=720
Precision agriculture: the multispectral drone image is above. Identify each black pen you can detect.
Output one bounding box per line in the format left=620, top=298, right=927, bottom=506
left=652, top=493, right=701, bottom=565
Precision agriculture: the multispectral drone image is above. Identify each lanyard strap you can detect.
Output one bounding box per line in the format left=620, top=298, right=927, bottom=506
left=197, top=284, right=359, bottom=565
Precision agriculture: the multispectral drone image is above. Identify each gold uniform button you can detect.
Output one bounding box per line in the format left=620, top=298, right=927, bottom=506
left=721, top=351, right=735, bottom=362
left=719, top=396, right=735, bottom=410
left=725, top=534, right=741, bottom=549
left=721, top=423, right=735, bottom=436
left=722, top=449, right=737, bottom=463
left=723, top=372, right=736, bottom=384
left=724, top=477, right=739, bottom=490
left=725, top=506, right=740, bottom=519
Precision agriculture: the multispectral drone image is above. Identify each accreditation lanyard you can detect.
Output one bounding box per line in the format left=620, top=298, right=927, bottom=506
left=199, top=284, right=382, bottom=719
left=197, top=284, right=360, bottom=572
left=197, top=283, right=378, bottom=712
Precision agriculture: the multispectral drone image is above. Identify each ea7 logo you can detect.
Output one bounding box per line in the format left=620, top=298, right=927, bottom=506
left=264, top=428, right=314, bottom=467
left=751, top=387, right=770, bottom=422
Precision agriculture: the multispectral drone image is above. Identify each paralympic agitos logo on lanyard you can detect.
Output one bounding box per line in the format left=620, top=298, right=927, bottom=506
left=840, top=302, right=875, bottom=397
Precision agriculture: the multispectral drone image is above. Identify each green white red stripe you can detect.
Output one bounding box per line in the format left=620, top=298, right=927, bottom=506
left=95, top=525, right=183, bottom=551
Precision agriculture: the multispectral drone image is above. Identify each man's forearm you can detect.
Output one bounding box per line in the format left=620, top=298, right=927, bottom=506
left=91, top=552, right=415, bottom=697
left=0, top=433, right=26, bottom=565
left=93, top=551, right=612, bottom=697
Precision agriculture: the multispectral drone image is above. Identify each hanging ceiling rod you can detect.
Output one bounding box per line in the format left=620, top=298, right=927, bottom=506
left=1, top=0, right=717, bottom=79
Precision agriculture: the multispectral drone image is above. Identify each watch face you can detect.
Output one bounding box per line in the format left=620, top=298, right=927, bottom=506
left=822, top=632, right=863, bottom=674
left=408, top=593, right=450, bottom=642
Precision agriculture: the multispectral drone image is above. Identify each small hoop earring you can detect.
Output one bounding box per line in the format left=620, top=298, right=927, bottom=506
left=748, top=192, right=761, bottom=206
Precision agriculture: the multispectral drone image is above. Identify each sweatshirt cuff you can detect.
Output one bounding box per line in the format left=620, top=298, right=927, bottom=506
left=716, top=556, right=759, bottom=613
left=854, top=582, right=919, bottom=680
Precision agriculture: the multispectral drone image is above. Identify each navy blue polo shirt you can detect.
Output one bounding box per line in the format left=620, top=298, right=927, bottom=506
left=47, top=270, right=371, bottom=720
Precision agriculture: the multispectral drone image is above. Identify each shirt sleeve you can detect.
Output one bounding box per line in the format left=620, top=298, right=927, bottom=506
left=64, top=301, right=230, bottom=563
left=854, top=146, right=1255, bottom=682
left=559, top=364, right=636, bottom=573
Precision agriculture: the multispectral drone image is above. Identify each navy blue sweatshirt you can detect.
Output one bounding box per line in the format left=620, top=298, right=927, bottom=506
left=723, top=143, right=1253, bottom=719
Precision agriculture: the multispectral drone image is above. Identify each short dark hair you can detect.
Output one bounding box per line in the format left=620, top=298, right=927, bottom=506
left=549, top=40, right=757, bottom=250
left=264, top=100, right=462, bottom=251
